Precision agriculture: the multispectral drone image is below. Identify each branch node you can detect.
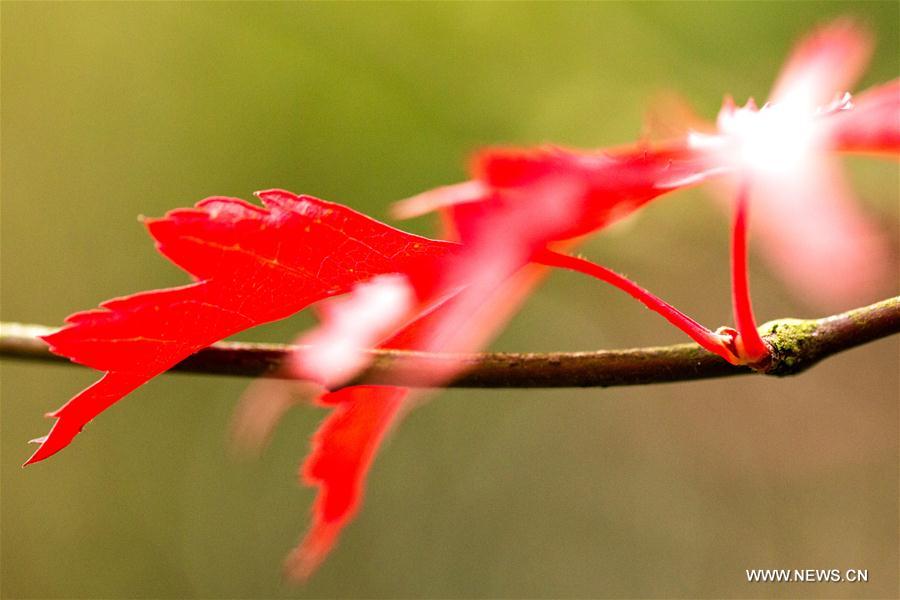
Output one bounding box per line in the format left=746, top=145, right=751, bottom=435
left=759, top=318, right=820, bottom=376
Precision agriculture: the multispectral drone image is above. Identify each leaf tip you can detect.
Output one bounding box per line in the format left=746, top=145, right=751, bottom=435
left=22, top=436, right=50, bottom=467
left=282, top=525, right=339, bottom=584
left=22, top=416, right=80, bottom=467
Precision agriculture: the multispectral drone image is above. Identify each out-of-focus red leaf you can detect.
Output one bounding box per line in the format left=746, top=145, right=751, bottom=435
left=278, top=139, right=754, bottom=579
left=281, top=262, right=556, bottom=580
left=769, top=18, right=873, bottom=109
left=682, top=21, right=897, bottom=311
left=286, top=384, right=408, bottom=581
left=826, top=79, right=900, bottom=155
left=397, top=142, right=717, bottom=244
left=392, top=141, right=745, bottom=362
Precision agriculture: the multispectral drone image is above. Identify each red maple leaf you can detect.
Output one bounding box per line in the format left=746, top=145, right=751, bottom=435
left=28, top=189, right=458, bottom=466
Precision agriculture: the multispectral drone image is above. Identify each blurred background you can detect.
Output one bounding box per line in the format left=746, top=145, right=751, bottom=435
left=2, top=2, right=898, bottom=598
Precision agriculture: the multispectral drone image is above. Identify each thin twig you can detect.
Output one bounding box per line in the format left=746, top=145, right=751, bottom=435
left=1, top=296, right=898, bottom=388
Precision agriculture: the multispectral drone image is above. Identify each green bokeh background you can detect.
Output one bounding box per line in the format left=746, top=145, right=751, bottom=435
left=2, top=2, right=898, bottom=598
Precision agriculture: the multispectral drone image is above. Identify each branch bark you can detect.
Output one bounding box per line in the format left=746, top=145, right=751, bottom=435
left=1, top=296, right=898, bottom=388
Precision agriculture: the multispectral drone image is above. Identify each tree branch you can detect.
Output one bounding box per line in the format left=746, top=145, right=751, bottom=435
left=1, top=296, right=897, bottom=388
